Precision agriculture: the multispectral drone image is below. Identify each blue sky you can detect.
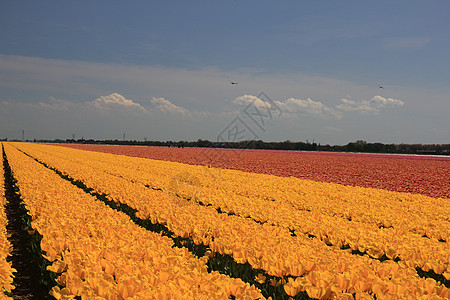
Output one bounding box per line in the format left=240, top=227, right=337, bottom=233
left=1, top=1, right=449, bottom=144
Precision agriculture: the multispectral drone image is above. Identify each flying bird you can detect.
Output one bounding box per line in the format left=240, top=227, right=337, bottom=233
left=378, top=85, right=384, bottom=89
left=230, top=81, right=238, bottom=85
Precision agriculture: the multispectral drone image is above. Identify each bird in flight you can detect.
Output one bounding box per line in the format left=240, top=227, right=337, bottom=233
left=378, top=85, right=384, bottom=89
left=230, top=81, right=238, bottom=85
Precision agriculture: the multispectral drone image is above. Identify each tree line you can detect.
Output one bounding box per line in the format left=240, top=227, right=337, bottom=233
left=3, top=137, right=449, bottom=155
left=64, top=138, right=450, bottom=155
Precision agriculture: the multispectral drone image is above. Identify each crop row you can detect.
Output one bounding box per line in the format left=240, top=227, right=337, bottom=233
left=12, top=143, right=450, bottom=298
left=0, top=148, right=14, bottom=298
left=24, top=143, right=450, bottom=270
left=3, top=143, right=264, bottom=299
left=61, top=144, right=450, bottom=199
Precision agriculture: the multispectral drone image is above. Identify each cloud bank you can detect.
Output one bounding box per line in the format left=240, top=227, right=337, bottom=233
left=232, top=94, right=404, bottom=119
left=233, top=95, right=272, bottom=110
left=151, top=97, right=192, bottom=116
left=336, top=96, right=404, bottom=114
left=274, top=98, right=342, bottom=119
left=90, top=93, right=148, bottom=113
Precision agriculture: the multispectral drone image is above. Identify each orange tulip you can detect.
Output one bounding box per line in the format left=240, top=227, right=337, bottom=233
left=284, top=283, right=301, bottom=297
left=47, top=260, right=68, bottom=273
left=255, top=273, right=266, bottom=284
left=49, top=286, right=74, bottom=300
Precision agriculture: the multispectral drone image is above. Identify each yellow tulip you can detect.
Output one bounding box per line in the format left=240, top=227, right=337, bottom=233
left=283, top=283, right=301, bottom=297
left=47, top=260, right=68, bottom=273
left=49, top=286, right=75, bottom=299
left=255, top=273, right=266, bottom=284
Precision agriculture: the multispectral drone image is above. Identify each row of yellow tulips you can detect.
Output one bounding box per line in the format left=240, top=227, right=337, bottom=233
left=0, top=149, right=15, bottom=299
left=19, top=143, right=450, bottom=279
left=3, top=143, right=264, bottom=299
left=10, top=142, right=449, bottom=299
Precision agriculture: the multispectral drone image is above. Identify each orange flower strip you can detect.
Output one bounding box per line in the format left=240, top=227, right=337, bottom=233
left=0, top=146, right=15, bottom=298
left=12, top=143, right=450, bottom=299
left=3, top=144, right=264, bottom=299
left=61, top=144, right=450, bottom=199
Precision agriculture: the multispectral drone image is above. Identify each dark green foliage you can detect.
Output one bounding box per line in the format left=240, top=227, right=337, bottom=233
left=416, top=267, right=449, bottom=288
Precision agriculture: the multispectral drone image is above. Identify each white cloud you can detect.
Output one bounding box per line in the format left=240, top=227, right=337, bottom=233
left=370, top=95, right=404, bottom=107
left=232, top=94, right=404, bottom=119
left=151, top=97, right=192, bottom=116
left=89, top=93, right=148, bottom=113
left=336, top=95, right=404, bottom=114
left=274, top=97, right=342, bottom=119
left=233, top=95, right=272, bottom=110
left=233, top=94, right=341, bottom=119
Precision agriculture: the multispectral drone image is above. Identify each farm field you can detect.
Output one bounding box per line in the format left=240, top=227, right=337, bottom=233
left=1, top=142, right=450, bottom=299
left=61, top=144, right=450, bottom=199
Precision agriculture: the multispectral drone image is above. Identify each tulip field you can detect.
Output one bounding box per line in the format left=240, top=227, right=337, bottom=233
left=1, top=142, right=449, bottom=299
left=62, top=144, right=450, bottom=199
